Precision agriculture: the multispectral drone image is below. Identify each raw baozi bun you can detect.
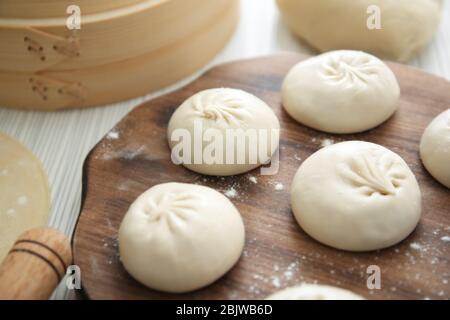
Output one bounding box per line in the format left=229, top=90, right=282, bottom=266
left=267, top=284, right=364, bottom=300
left=282, top=50, right=400, bottom=134
left=291, top=141, right=421, bottom=251
left=420, top=109, right=450, bottom=188
left=119, top=182, right=245, bottom=293
left=277, top=0, right=442, bottom=62
left=168, top=88, right=280, bottom=176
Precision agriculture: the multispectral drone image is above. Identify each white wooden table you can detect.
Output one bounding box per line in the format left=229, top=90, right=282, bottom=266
left=1, top=0, right=449, bottom=299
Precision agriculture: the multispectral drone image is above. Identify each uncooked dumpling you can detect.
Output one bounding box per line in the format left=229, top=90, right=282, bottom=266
left=277, top=0, right=442, bottom=62
left=420, top=109, right=450, bottom=188
left=0, top=133, right=50, bottom=262
left=291, top=141, right=421, bottom=251
left=282, top=50, right=400, bottom=134
left=118, top=182, right=245, bottom=293
left=267, top=284, right=364, bottom=300
left=167, top=88, right=280, bottom=176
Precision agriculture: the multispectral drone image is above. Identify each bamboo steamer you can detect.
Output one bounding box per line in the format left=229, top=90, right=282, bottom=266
left=0, top=0, right=239, bottom=110
left=0, top=1, right=144, bottom=18
left=0, top=0, right=233, bottom=72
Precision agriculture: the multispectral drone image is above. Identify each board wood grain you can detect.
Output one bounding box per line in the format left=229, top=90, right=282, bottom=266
left=73, top=53, right=450, bottom=300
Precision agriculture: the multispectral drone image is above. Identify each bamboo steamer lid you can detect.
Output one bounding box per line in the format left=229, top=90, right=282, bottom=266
left=0, top=0, right=144, bottom=18
left=0, top=0, right=233, bottom=72
left=0, top=0, right=239, bottom=110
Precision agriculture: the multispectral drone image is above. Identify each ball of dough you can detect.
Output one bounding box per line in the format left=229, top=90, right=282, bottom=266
left=291, top=141, right=421, bottom=251
left=282, top=50, right=400, bottom=134
left=267, top=284, right=364, bottom=300
left=420, top=109, right=450, bottom=188
left=277, top=0, right=442, bottom=62
left=168, top=88, right=280, bottom=176
left=119, top=182, right=245, bottom=293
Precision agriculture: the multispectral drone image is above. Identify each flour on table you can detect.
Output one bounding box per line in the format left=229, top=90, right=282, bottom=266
left=284, top=262, right=299, bottom=280
left=274, top=183, right=284, bottom=191
left=106, top=130, right=120, bottom=140
left=248, top=176, right=258, bottom=184
left=248, top=260, right=302, bottom=297
left=284, top=270, right=293, bottom=279
left=320, top=138, right=334, bottom=148
left=101, top=145, right=150, bottom=161
left=224, top=187, right=238, bottom=198
left=410, top=242, right=426, bottom=252
left=271, top=276, right=281, bottom=288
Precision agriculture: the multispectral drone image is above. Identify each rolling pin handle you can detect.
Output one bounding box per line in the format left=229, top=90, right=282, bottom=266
left=0, top=227, right=72, bottom=300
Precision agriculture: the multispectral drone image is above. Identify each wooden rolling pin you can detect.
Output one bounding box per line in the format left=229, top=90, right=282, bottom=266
left=0, top=227, right=72, bottom=300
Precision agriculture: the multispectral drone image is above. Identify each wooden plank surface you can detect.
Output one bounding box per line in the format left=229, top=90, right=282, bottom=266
left=73, top=53, right=450, bottom=300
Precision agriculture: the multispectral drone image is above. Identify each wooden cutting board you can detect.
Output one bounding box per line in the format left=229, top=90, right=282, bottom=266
left=73, top=53, right=450, bottom=300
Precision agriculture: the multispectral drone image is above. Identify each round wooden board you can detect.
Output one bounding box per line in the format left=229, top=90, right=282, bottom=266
left=73, top=53, right=450, bottom=300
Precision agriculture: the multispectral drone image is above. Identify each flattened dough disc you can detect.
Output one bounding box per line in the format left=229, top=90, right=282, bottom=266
left=0, top=133, right=50, bottom=262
